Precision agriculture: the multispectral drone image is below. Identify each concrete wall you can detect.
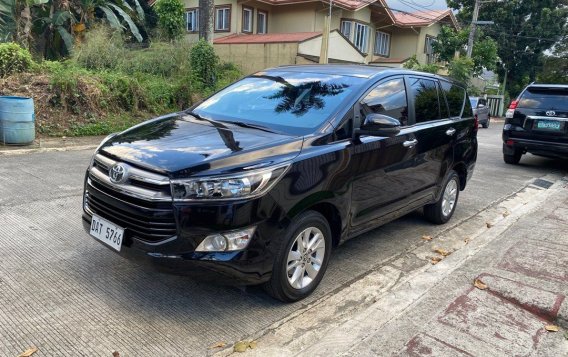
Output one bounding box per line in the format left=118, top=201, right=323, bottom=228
left=388, top=27, right=419, bottom=61
left=214, top=42, right=299, bottom=74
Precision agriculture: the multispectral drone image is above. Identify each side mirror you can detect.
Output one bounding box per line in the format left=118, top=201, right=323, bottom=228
left=356, top=114, right=401, bottom=137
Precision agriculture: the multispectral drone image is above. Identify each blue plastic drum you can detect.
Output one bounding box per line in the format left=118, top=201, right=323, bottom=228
left=0, top=96, right=36, bottom=145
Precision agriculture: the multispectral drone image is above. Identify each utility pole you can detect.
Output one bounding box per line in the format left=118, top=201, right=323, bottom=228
left=319, top=0, right=333, bottom=64
left=466, top=0, right=480, bottom=58
left=199, top=0, right=214, bottom=44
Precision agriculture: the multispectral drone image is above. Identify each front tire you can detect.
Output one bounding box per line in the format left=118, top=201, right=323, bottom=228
left=424, top=170, right=460, bottom=225
left=263, top=211, right=332, bottom=302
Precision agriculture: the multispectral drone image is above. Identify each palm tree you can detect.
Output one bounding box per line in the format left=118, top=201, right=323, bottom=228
left=263, top=76, right=349, bottom=117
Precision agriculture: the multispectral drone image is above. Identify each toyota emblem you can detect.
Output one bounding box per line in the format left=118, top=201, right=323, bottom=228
left=109, top=163, right=128, bottom=184
left=546, top=110, right=556, bottom=117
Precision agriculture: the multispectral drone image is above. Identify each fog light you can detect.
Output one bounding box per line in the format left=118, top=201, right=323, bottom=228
left=195, top=227, right=256, bottom=252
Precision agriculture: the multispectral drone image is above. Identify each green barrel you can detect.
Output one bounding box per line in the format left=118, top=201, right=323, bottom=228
left=0, top=96, right=36, bottom=145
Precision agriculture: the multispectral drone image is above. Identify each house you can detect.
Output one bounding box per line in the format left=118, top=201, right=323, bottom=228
left=181, top=0, right=459, bottom=73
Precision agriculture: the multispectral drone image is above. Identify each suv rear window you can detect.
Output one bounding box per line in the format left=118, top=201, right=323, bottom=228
left=518, top=87, right=568, bottom=109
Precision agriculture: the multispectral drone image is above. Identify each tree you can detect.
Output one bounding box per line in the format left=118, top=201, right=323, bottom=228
left=154, top=0, right=184, bottom=41
left=432, top=25, right=497, bottom=75
left=447, top=0, right=568, bottom=97
left=198, top=0, right=213, bottom=43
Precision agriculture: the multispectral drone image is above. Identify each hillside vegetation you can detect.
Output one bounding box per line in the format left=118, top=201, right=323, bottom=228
left=0, top=28, right=240, bottom=137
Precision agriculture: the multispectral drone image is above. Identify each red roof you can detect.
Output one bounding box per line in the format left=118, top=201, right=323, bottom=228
left=391, top=9, right=459, bottom=29
left=214, top=32, right=322, bottom=44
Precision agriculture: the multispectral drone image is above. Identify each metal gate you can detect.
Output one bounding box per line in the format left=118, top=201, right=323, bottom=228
left=486, top=95, right=504, bottom=117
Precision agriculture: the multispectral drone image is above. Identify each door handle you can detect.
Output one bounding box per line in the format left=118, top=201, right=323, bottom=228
left=446, top=128, right=456, bottom=136
left=403, top=139, right=418, bottom=148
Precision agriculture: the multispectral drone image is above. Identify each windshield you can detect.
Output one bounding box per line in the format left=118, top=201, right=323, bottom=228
left=469, top=97, right=478, bottom=108
left=193, top=71, right=366, bottom=135
left=518, top=87, right=568, bottom=109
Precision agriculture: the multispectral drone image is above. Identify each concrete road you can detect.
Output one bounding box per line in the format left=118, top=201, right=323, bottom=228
left=0, top=123, right=567, bottom=356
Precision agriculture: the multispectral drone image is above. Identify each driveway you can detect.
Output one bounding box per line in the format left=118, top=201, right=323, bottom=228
left=1, top=123, right=567, bottom=356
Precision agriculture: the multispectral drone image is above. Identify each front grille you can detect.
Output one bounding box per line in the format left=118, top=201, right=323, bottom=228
left=85, top=153, right=176, bottom=242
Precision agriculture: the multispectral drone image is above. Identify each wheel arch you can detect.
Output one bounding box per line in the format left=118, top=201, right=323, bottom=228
left=288, top=197, right=343, bottom=248
left=452, top=162, right=468, bottom=191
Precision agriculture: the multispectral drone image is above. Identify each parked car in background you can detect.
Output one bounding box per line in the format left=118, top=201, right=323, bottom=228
left=82, top=66, right=478, bottom=302
left=470, top=97, right=490, bottom=128
left=503, top=84, right=568, bottom=164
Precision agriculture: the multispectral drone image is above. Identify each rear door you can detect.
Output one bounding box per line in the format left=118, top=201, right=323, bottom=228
left=349, top=76, right=419, bottom=233
left=512, top=86, right=568, bottom=144
left=404, top=76, right=455, bottom=201
left=477, top=98, right=489, bottom=121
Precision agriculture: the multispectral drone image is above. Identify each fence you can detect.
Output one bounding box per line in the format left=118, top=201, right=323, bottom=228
left=486, top=95, right=505, bottom=117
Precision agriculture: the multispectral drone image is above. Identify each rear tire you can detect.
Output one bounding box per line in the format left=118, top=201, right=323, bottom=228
left=263, top=211, right=332, bottom=302
left=503, top=151, right=522, bottom=165
left=482, top=117, right=490, bottom=128
left=424, top=170, right=460, bottom=225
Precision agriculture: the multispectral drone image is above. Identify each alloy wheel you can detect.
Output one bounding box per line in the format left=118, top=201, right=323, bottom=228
left=442, top=178, right=458, bottom=217
left=286, top=227, right=326, bottom=289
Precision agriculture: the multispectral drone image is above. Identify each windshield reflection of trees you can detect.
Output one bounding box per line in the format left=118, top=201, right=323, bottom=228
left=257, top=75, right=349, bottom=117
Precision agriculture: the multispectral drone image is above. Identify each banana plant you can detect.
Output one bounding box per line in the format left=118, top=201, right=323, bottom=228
left=0, top=0, right=49, bottom=46
left=74, top=0, right=144, bottom=42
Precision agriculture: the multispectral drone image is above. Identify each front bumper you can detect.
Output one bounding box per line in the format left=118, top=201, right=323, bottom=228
left=82, top=213, right=278, bottom=285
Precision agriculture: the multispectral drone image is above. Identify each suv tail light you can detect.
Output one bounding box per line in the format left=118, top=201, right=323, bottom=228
left=473, top=114, right=479, bottom=132
left=509, top=100, right=519, bottom=109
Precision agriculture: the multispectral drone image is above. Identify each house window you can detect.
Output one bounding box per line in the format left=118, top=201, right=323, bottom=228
left=425, top=35, right=436, bottom=64
left=215, top=6, right=231, bottom=32
left=353, top=22, right=369, bottom=53
left=186, top=8, right=199, bottom=32
left=257, top=11, right=267, bottom=34
left=340, top=20, right=352, bottom=39
left=340, top=20, right=369, bottom=53
left=242, top=7, right=253, bottom=33
left=374, top=31, right=390, bottom=57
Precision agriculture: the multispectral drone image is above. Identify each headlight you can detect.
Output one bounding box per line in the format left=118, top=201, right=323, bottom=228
left=171, top=164, right=290, bottom=201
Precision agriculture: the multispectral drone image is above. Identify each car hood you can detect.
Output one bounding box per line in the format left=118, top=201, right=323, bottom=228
left=99, top=113, right=304, bottom=177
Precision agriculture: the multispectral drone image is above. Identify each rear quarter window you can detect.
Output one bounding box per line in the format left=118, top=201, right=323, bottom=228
left=518, top=87, right=568, bottom=109
left=441, top=81, right=466, bottom=117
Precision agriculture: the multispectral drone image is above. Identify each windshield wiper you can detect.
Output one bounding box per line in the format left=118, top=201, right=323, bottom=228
left=186, top=111, right=279, bottom=134
left=185, top=110, right=227, bottom=128
left=223, top=121, right=279, bottom=134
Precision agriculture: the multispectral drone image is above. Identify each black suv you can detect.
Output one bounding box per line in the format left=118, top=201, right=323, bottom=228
left=503, top=84, right=568, bottom=164
left=82, top=65, right=477, bottom=302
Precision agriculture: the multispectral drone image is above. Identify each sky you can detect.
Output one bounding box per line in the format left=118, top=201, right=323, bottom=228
left=385, top=0, right=450, bottom=12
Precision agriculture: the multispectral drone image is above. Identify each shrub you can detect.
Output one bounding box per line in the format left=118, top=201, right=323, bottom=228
left=403, top=55, right=439, bottom=74
left=448, top=57, right=474, bottom=84
left=0, top=42, right=34, bottom=78
left=154, top=0, right=185, bottom=41
left=190, top=40, right=219, bottom=89
left=73, top=27, right=127, bottom=71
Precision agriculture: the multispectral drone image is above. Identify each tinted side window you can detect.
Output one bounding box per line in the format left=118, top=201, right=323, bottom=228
left=441, top=81, right=465, bottom=117
left=479, top=99, right=486, bottom=106
left=360, top=78, right=409, bottom=126
left=410, top=78, right=441, bottom=123
left=463, top=94, right=474, bottom=117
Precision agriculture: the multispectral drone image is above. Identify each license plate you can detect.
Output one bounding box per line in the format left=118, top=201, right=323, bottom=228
left=535, top=120, right=562, bottom=131
left=89, top=214, right=124, bottom=252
